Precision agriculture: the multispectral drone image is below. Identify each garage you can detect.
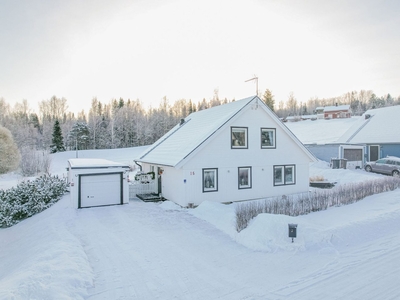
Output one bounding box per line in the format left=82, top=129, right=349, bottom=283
left=67, top=159, right=130, bottom=208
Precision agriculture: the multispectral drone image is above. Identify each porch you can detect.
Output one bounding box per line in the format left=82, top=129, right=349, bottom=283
left=129, top=173, right=164, bottom=202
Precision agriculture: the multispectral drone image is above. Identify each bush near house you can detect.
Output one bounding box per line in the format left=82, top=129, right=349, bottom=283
left=235, top=177, right=400, bottom=232
left=0, top=174, right=68, bottom=227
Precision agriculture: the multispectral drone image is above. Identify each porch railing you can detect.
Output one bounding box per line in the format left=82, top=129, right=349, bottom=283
left=129, top=174, right=158, bottom=199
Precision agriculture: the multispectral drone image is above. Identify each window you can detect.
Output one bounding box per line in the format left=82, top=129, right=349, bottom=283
left=274, top=165, right=295, bottom=186
left=231, top=127, right=248, bottom=149
left=238, top=167, right=252, bottom=189
left=261, top=128, right=276, bottom=149
left=202, top=168, right=218, bottom=192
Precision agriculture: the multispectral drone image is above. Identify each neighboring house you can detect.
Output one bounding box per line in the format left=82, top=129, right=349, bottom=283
left=135, top=96, right=317, bottom=207
left=324, top=104, right=351, bottom=119
left=305, top=143, right=366, bottom=169
left=337, top=105, right=400, bottom=161
left=315, top=107, right=324, bottom=119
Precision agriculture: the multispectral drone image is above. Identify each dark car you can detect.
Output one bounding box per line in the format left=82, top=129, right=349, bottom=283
left=364, top=156, right=400, bottom=177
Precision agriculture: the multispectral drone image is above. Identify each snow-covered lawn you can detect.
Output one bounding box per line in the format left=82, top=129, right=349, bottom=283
left=1, top=148, right=400, bottom=299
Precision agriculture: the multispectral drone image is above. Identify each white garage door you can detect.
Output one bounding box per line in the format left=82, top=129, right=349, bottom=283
left=79, top=173, right=122, bottom=208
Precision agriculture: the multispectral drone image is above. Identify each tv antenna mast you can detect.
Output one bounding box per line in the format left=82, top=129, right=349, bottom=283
left=245, top=75, right=258, bottom=96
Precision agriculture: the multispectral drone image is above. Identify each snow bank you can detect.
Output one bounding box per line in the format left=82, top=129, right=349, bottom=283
left=190, top=189, right=400, bottom=254
left=189, top=201, right=237, bottom=236
left=0, top=198, right=93, bottom=299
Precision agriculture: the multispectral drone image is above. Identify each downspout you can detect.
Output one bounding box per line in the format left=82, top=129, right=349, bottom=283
left=134, top=160, right=142, bottom=172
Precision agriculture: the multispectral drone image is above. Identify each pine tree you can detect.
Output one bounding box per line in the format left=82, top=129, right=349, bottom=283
left=50, top=120, right=65, bottom=153
left=262, top=89, right=275, bottom=112
left=67, top=122, right=90, bottom=150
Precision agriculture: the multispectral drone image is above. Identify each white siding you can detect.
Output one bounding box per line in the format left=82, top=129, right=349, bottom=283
left=137, top=99, right=314, bottom=207
left=177, top=106, right=312, bottom=206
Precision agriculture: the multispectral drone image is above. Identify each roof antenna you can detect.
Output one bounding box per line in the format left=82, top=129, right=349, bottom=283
left=245, top=75, right=258, bottom=97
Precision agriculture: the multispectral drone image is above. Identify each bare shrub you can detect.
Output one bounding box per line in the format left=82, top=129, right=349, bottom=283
left=19, top=147, right=52, bottom=176
left=235, top=177, right=400, bottom=232
left=309, top=175, right=325, bottom=182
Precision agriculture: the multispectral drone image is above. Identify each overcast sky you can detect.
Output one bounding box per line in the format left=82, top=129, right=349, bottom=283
left=1, top=0, right=400, bottom=114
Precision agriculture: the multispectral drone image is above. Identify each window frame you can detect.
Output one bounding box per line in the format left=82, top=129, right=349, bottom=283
left=260, top=128, right=276, bottom=149
left=274, top=165, right=296, bottom=186
left=238, top=166, right=252, bottom=189
left=202, top=168, right=218, bottom=192
left=231, top=127, right=248, bottom=149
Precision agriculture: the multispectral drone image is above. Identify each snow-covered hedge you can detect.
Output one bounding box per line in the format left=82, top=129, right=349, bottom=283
left=236, top=177, right=400, bottom=232
left=0, top=174, right=68, bottom=227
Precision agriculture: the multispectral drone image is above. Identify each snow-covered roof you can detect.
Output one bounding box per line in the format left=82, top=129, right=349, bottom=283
left=138, top=96, right=316, bottom=167
left=137, top=96, right=256, bottom=166
left=285, top=117, right=360, bottom=144
left=68, top=158, right=130, bottom=169
left=338, top=105, right=400, bottom=144
left=323, top=105, right=350, bottom=112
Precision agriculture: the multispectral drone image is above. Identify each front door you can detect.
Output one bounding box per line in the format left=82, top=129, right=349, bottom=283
left=157, top=167, right=162, bottom=196
left=369, top=145, right=379, bottom=161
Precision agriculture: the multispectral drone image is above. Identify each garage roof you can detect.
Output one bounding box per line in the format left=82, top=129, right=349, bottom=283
left=68, top=159, right=130, bottom=169
left=338, top=105, right=400, bottom=144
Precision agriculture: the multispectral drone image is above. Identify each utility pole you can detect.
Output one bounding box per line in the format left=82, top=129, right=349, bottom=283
left=245, top=75, right=258, bottom=97
left=75, top=137, right=78, bottom=158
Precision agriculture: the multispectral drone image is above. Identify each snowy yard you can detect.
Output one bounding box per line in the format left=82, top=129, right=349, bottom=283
left=1, top=148, right=400, bottom=299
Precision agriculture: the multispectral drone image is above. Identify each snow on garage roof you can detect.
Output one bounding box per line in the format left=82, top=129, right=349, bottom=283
left=338, top=105, right=400, bottom=144
left=137, top=96, right=257, bottom=167
left=68, top=158, right=130, bottom=169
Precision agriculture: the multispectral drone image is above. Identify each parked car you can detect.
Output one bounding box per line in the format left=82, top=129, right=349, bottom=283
left=364, top=156, right=400, bottom=177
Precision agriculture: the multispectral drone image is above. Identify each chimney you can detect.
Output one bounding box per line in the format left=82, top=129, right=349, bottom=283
left=180, top=118, right=185, bottom=126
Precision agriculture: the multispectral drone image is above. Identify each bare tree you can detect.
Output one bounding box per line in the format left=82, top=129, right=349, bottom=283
left=286, top=92, right=298, bottom=116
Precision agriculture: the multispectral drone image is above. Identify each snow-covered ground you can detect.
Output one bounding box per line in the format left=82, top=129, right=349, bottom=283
left=1, top=145, right=400, bottom=299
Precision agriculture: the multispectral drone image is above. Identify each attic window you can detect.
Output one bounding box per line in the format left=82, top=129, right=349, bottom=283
left=261, top=128, right=276, bottom=149
left=231, top=127, right=248, bottom=149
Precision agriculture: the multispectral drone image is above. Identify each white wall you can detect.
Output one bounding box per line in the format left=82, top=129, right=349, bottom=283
left=179, top=105, right=313, bottom=206
left=140, top=104, right=314, bottom=207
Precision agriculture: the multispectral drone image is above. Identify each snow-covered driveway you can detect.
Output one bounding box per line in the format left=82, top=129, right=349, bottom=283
left=68, top=199, right=284, bottom=299
left=69, top=195, right=400, bottom=300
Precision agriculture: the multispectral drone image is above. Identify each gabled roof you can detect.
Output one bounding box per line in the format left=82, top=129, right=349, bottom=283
left=324, top=105, right=351, bottom=112
left=338, top=105, right=400, bottom=144
left=137, top=96, right=316, bottom=167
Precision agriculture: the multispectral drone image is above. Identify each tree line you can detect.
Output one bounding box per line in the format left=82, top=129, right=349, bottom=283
left=1, top=89, right=399, bottom=162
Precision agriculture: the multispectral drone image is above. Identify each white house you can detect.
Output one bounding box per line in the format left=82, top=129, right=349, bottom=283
left=67, top=158, right=130, bottom=208
left=135, top=96, right=317, bottom=207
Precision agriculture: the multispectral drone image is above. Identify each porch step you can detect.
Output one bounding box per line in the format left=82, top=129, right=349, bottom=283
left=136, top=193, right=164, bottom=202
